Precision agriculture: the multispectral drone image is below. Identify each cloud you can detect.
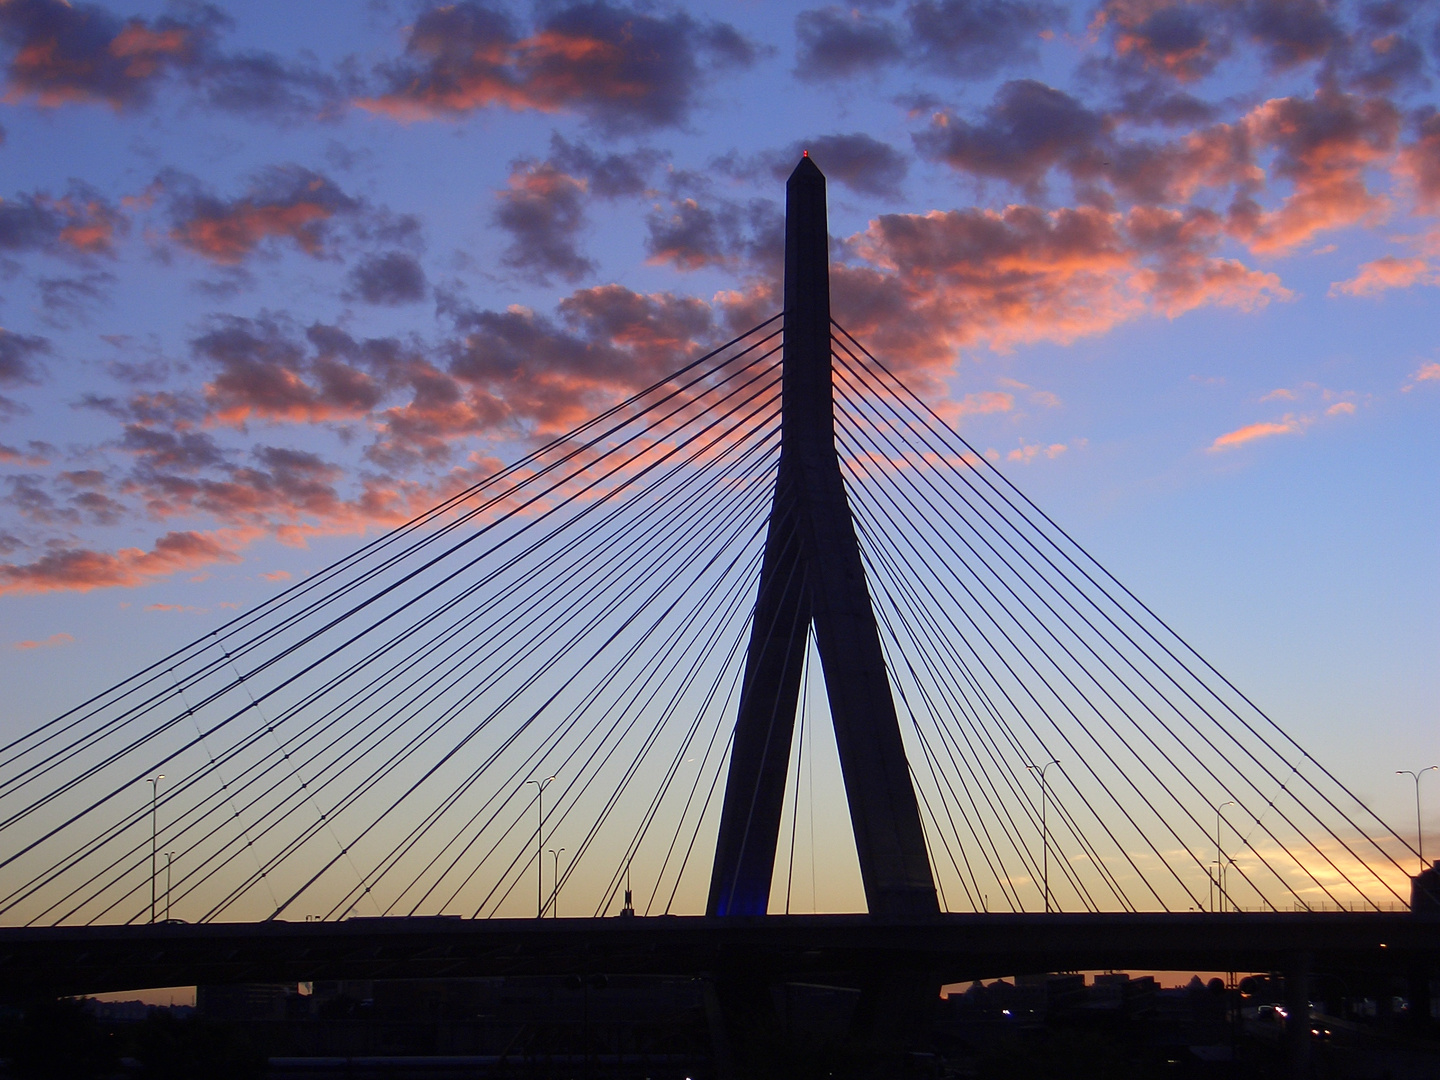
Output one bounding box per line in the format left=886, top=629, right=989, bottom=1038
left=837, top=201, right=1288, bottom=377
left=949, top=390, right=1015, bottom=416
left=345, top=251, right=427, bottom=305
left=547, top=135, right=664, bottom=198
left=0, top=0, right=342, bottom=119
left=0, top=328, right=48, bottom=386
left=192, top=315, right=384, bottom=425
left=644, top=185, right=782, bottom=273
left=1100, top=0, right=1232, bottom=83
left=446, top=284, right=721, bottom=437
left=762, top=134, right=909, bottom=197
left=795, top=1, right=1060, bottom=81
left=0, top=182, right=125, bottom=257
left=162, top=166, right=363, bottom=265
left=359, top=1, right=756, bottom=132
left=794, top=7, right=904, bottom=79
left=1403, top=361, right=1440, bottom=391
left=1235, top=87, right=1400, bottom=254
left=1324, top=400, right=1355, bottom=415
left=1329, top=255, right=1439, bottom=297
left=0, top=529, right=241, bottom=595
left=1207, top=416, right=1306, bottom=451
left=10, top=631, right=74, bottom=650
left=261, top=569, right=291, bottom=582
left=915, top=79, right=1109, bottom=195
left=37, top=271, right=114, bottom=327
left=0, top=0, right=211, bottom=109
left=494, top=161, right=594, bottom=284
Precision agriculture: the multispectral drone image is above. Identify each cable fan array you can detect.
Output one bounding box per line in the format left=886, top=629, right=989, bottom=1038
left=0, top=318, right=784, bottom=926
left=0, top=312, right=1415, bottom=927
left=830, top=321, right=1414, bottom=914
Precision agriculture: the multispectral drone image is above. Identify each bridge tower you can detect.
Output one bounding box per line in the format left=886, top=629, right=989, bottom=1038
left=707, top=156, right=939, bottom=918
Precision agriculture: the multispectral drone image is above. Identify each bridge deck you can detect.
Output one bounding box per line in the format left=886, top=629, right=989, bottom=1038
left=3, top=911, right=1436, bottom=998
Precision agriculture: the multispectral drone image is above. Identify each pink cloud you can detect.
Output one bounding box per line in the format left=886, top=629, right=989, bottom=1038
left=9, top=631, right=75, bottom=650
left=1329, top=255, right=1438, bottom=297
left=1208, top=417, right=1305, bottom=451
left=0, top=530, right=242, bottom=595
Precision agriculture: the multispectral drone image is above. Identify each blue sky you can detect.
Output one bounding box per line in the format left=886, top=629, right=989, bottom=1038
left=0, top=0, right=1436, bottom=916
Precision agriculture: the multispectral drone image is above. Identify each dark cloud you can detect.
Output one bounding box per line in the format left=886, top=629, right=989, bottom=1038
left=0, top=530, right=241, bottom=595
left=361, top=1, right=758, bottom=133
left=547, top=135, right=664, bottom=198
left=1109, top=2, right=1230, bottom=82
left=771, top=134, right=909, bottom=196
left=794, top=7, right=904, bottom=79
left=192, top=314, right=385, bottom=424
left=494, top=161, right=595, bottom=284
left=37, top=271, right=114, bottom=328
left=193, top=49, right=347, bottom=122
left=120, top=424, right=227, bottom=473
left=906, top=0, right=1063, bottom=75
left=0, top=0, right=215, bottom=109
left=1242, top=0, right=1343, bottom=71
left=446, top=284, right=719, bottom=435
left=161, top=166, right=367, bottom=265
left=0, top=329, right=48, bottom=386
left=644, top=190, right=782, bottom=272
left=914, top=80, right=1110, bottom=195
left=795, top=1, right=1060, bottom=81
left=0, top=182, right=124, bottom=257
left=0, top=0, right=340, bottom=119
left=345, top=252, right=427, bottom=305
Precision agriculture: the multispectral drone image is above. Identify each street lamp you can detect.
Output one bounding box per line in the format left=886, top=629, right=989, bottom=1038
left=524, top=774, right=557, bottom=918
left=1027, top=759, right=1060, bottom=913
left=549, top=847, right=565, bottom=918
left=1216, top=801, right=1236, bottom=913
left=1396, top=766, right=1438, bottom=874
left=148, top=774, right=164, bottom=924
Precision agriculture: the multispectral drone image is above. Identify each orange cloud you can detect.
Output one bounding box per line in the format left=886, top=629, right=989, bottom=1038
left=356, top=4, right=750, bottom=131
left=1325, top=401, right=1355, bottom=416
left=261, top=570, right=291, bottom=582
left=1208, top=417, right=1305, bottom=451
left=835, top=202, right=1287, bottom=381
left=144, top=603, right=206, bottom=613
left=1237, top=89, right=1399, bottom=254
left=0, top=530, right=242, bottom=595
left=9, top=631, right=75, bottom=650
left=1329, top=255, right=1438, bottom=297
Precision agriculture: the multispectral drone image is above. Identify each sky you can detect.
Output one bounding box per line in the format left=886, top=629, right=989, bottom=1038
left=0, top=0, right=1437, bottom=912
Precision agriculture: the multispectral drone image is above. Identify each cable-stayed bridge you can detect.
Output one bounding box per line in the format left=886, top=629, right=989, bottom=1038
left=0, top=161, right=1435, bottom=1066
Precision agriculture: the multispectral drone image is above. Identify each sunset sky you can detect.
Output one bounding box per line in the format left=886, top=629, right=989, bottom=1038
left=0, top=0, right=1436, bottom=860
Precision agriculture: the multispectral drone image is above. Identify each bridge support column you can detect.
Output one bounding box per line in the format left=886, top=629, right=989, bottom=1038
left=1284, top=950, right=1311, bottom=1079
left=707, top=153, right=938, bottom=919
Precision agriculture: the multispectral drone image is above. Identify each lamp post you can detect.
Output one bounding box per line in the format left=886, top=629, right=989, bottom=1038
left=549, top=847, right=565, bottom=918
left=1397, top=766, right=1438, bottom=874
left=524, top=774, right=557, bottom=918
left=1216, top=801, right=1236, bottom=913
left=165, top=852, right=175, bottom=922
left=148, top=774, right=164, bottom=924
left=1027, top=759, right=1059, bottom=913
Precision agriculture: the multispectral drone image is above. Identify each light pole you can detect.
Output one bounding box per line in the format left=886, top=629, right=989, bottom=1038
left=1397, top=766, right=1438, bottom=874
left=165, top=852, right=175, bottom=922
left=148, top=774, right=164, bottom=924
left=524, top=774, right=557, bottom=918
left=1027, top=759, right=1059, bottom=913
left=1216, top=801, right=1236, bottom=913
left=549, top=847, right=565, bottom=918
